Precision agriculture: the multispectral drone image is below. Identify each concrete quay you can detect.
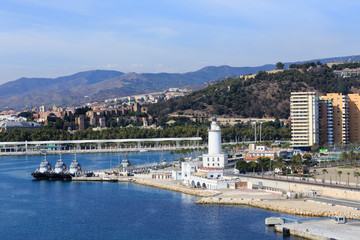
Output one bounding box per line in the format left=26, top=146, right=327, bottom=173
left=70, top=170, right=360, bottom=220
left=275, top=220, right=360, bottom=240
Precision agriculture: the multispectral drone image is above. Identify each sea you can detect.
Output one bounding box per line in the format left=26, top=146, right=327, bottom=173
left=0, top=151, right=304, bottom=240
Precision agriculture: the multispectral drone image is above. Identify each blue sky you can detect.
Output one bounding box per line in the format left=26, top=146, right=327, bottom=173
left=0, top=0, right=360, bottom=84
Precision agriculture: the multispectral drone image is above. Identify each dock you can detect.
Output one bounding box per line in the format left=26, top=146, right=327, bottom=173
left=275, top=220, right=360, bottom=240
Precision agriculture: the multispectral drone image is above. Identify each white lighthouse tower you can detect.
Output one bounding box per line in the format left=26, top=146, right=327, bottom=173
left=202, top=116, right=228, bottom=168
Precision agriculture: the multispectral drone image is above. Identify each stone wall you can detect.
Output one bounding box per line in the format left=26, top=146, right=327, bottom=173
left=237, top=176, right=360, bottom=200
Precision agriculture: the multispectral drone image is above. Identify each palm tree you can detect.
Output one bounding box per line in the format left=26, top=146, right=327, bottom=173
left=339, top=152, right=349, bottom=165
left=354, top=170, right=360, bottom=188
left=274, top=157, right=286, bottom=177
left=347, top=172, right=351, bottom=186
left=290, top=154, right=302, bottom=179
left=250, top=161, right=257, bottom=176
left=322, top=169, right=328, bottom=184
left=337, top=170, right=343, bottom=185
left=349, top=151, right=357, bottom=166
left=313, top=169, right=317, bottom=183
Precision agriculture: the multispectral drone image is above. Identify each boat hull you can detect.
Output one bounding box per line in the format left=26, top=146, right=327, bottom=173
left=31, top=172, right=72, bottom=181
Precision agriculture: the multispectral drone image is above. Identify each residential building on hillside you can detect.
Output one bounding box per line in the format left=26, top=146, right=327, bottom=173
left=333, top=68, right=360, bottom=78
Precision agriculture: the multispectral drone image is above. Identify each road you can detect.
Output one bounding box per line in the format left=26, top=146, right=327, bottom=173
left=311, top=196, right=360, bottom=209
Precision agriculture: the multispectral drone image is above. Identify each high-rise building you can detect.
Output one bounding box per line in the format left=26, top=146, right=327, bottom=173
left=348, top=94, right=360, bottom=143
left=318, top=99, right=334, bottom=147
left=320, top=94, right=349, bottom=144
left=290, top=92, right=319, bottom=150
left=292, top=92, right=360, bottom=148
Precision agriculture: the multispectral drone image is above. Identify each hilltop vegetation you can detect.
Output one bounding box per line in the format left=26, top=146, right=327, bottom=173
left=148, top=63, right=360, bottom=119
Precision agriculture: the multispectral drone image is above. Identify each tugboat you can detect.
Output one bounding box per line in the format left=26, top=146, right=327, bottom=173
left=69, top=155, right=82, bottom=177
left=120, top=155, right=131, bottom=168
left=48, top=155, right=71, bottom=180
left=31, top=155, right=52, bottom=180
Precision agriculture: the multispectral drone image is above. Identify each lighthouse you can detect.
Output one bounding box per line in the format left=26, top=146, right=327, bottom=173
left=208, top=115, right=222, bottom=154
left=202, top=116, right=228, bottom=168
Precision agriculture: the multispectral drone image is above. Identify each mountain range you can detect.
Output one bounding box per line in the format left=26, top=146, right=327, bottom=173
left=1, top=55, right=360, bottom=111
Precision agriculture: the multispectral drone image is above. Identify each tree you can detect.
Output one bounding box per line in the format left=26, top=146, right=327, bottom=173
left=337, top=170, right=343, bottom=185
left=257, top=157, right=270, bottom=177
left=290, top=154, right=302, bottom=177
left=322, top=169, right=328, bottom=184
left=348, top=151, right=357, bottom=166
left=313, top=169, right=317, bottom=183
left=339, top=152, right=349, bottom=163
left=276, top=62, right=284, bottom=70
left=354, top=170, right=360, bottom=188
left=235, top=160, right=249, bottom=173
left=274, top=157, right=286, bottom=176
left=311, top=144, right=319, bottom=153
left=250, top=161, right=258, bottom=176
left=347, top=172, right=351, bottom=186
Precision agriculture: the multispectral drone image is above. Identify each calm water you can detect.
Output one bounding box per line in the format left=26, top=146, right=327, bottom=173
left=0, top=152, right=303, bottom=240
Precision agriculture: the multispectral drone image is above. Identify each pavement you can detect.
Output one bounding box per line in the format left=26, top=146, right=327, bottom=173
left=311, top=195, right=360, bottom=209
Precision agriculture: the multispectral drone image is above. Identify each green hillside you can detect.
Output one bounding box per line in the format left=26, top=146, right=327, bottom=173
left=148, top=63, right=360, bottom=119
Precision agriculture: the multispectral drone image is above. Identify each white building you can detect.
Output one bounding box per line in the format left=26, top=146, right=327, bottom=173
left=290, top=92, right=319, bottom=150
left=180, top=162, right=198, bottom=184
left=202, top=116, right=228, bottom=168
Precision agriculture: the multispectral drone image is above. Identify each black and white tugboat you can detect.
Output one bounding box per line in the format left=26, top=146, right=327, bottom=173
left=69, top=155, right=82, bottom=177
left=48, top=155, right=71, bottom=180
left=31, top=155, right=52, bottom=180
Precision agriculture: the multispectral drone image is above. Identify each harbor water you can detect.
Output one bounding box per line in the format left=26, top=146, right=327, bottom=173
left=0, top=152, right=303, bottom=240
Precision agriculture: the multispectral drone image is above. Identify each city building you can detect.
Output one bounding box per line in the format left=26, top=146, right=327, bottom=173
left=320, top=93, right=349, bottom=145
left=0, top=122, right=42, bottom=132
left=318, top=99, right=334, bottom=147
left=243, top=146, right=292, bottom=161
left=291, top=92, right=360, bottom=149
left=290, top=92, right=319, bottom=150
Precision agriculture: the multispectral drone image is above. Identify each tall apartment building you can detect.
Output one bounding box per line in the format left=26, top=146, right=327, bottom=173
left=320, top=94, right=349, bottom=145
left=318, top=99, right=334, bottom=147
left=290, top=92, right=319, bottom=150
left=291, top=92, right=360, bottom=149
left=348, top=94, right=360, bottom=143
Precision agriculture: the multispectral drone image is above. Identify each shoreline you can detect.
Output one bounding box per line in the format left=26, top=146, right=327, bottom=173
left=113, top=177, right=360, bottom=219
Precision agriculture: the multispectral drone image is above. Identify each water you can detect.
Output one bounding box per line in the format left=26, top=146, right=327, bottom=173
left=0, top=152, right=303, bottom=240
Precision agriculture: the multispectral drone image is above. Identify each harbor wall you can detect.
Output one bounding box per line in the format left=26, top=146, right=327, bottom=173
left=236, top=176, right=360, bottom=201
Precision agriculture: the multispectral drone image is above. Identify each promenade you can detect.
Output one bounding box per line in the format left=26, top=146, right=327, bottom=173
left=0, top=137, right=203, bottom=156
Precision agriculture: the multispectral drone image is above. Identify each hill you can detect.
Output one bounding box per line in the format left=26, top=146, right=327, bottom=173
left=1, top=55, right=359, bottom=110
left=0, top=65, right=277, bottom=110
left=147, top=62, right=360, bottom=119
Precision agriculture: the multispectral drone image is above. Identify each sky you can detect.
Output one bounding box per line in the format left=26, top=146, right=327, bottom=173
left=0, top=0, right=360, bottom=84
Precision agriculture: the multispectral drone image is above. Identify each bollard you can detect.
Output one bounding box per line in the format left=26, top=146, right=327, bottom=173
left=282, top=228, right=290, bottom=237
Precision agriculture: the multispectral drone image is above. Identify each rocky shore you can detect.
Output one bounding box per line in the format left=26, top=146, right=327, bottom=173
left=196, top=197, right=360, bottom=219
left=117, top=177, right=360, bottom=219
